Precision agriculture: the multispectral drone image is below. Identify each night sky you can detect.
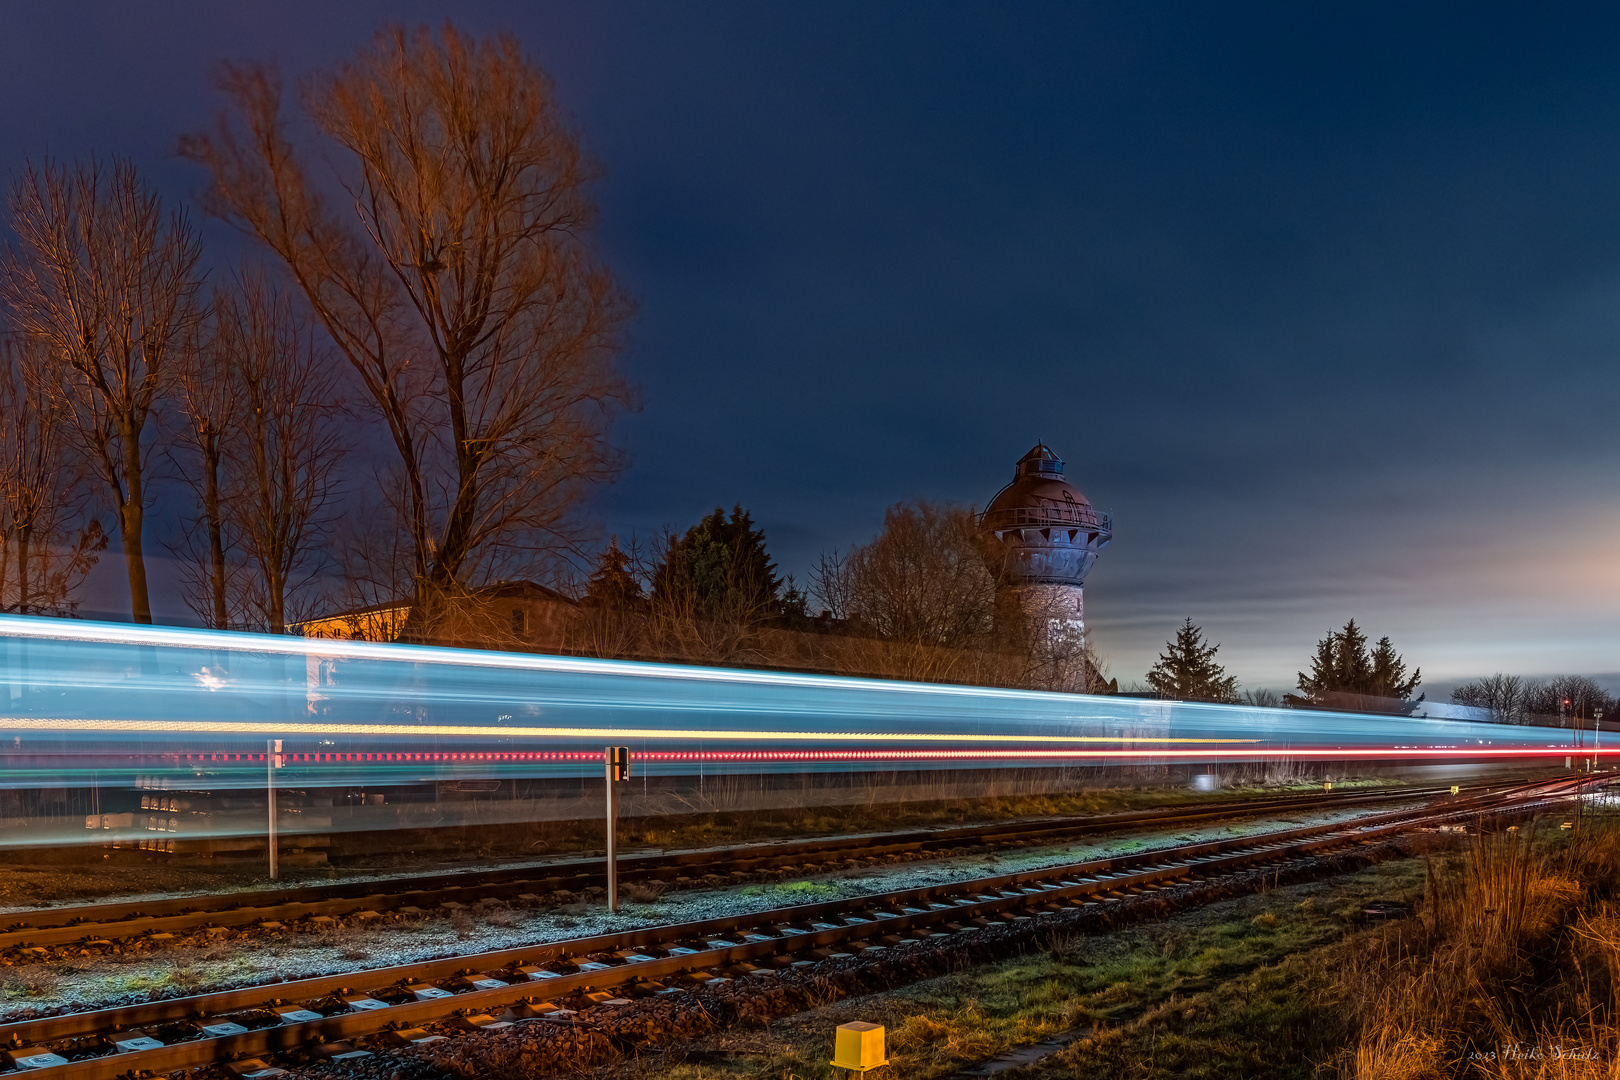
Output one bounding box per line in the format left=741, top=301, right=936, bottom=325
left=4, top=2, right=1620, bottom=695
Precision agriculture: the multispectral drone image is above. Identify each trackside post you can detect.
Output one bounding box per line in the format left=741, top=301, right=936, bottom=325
left=606, top=746, right=630, bottom=911
left=268, top=739, right=283, bottom=880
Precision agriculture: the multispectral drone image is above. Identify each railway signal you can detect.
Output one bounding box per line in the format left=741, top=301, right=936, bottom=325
left=606, top=746, right=630, bottom=911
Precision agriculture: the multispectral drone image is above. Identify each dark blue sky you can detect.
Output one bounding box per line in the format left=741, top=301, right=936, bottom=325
left=5, top=2, right=1620, bottom=692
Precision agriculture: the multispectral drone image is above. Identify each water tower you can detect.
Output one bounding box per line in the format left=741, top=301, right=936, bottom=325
left=979, top=444, right=1112, bottom=689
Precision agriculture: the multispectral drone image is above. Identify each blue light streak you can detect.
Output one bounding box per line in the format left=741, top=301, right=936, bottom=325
left=0, top=614, right=1583, bottom=796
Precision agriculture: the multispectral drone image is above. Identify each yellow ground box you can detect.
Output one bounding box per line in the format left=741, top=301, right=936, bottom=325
left=832, top=1022, right=888, bottom=1073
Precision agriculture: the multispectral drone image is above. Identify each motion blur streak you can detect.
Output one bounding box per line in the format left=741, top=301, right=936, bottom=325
left=0, top=614, right=1584, bottom=795
left=0, top=717, right=1254, bottom=744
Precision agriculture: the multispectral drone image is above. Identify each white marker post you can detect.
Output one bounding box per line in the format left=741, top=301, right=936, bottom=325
left=1596, top=709, right=1604, bottom=772
left=267, top=739, right=282, bottom=880
left=605, top=746, right=629, bottom=912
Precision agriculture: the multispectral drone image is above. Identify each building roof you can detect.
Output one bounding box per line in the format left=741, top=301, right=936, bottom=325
left=981, top=444, right=1110, bottom=534
left=291, top=579, right=576, bottom=631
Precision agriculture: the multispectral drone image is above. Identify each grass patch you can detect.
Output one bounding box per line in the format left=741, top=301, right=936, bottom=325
left=632, top=857, right=1428, bottom=1080
left=637, top=812, right=1620, bottom=1080
left=740, top=880, right=842, bottom=900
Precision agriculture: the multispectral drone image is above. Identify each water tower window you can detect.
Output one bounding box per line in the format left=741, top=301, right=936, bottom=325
left=512, top=608, right=527, bottom=635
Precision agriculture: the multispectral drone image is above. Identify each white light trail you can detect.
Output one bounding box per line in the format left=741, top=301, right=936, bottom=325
left=0, top=716, right=1257, bottom=744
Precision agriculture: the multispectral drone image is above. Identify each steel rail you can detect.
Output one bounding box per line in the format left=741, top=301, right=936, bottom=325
left=0, top=783, right=1466, bottom=951
left=0, top=776, right=1592, bottom=1079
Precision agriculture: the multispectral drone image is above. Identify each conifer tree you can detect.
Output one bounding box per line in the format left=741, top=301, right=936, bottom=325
left=1294, top=619, right=1420, bottom=704
left=1145, top=619, right=1239, bottom=703
left=583, top=538, right=643, bottom=611
left=1368, top=635, right=1419, bottom=699
left=651, top=505, right=781, bottom=617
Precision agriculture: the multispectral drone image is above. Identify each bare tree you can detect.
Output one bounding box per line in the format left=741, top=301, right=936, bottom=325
left=1, top=157, right=204, bottom=623
left=182, top=25, right=631, bottom=628
left=1523, top=675, right=1610, bottom=727
left=808, top=548, right=854, bottom=620
left=217, top=273, right=346, bottom=633
left=811, top=503, right=1016, bottom=685
left=843, top=503, right=997, bottom=650
left=168, top=306, right=243, bottom=629
left=331, top=496, right=417, bottom=621
left=1450, top=673, right=1526, bottom=724
left=0, top=336, right=105, bottom=614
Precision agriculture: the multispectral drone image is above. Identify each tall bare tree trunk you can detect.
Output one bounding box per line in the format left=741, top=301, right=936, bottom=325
left=203, top=454, right=228, bottom=630
left=17, top=527, right=29, bottom=616
left=118, top=417, right=150, bottom=624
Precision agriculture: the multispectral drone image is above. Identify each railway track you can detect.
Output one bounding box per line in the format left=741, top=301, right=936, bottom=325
left=0, top=782, right=1472, bottom=952
left=0, top=775, right=1595, bottom=1079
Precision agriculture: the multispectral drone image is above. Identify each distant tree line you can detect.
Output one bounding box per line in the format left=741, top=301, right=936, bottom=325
left=0, top=26, right=630, bottom=634
left=1450, top=673, right=1611, bottom=727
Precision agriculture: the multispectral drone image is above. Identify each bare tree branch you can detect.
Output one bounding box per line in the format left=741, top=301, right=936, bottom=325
left=0, top=335, right=106, bottom=615
left=167, top=300, right=244, bottom=629
left=182, top=25, right=631, bottom=628
left=216, top=270, right=347, bottom=632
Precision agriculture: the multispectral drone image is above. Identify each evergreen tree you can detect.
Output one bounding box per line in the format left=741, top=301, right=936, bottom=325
left=651, top=504, right=782, bottom=617
left=1368, top=635, right=1420, bottom=699
left=1145, top=619, right=1239, bottom=703
left=582, top=538, right=643, bottom=611
left=1296, top=634, right=1338, bottom=703
left=779, top=576, right=809, bottom=619
left=1294, top=619, right=1420, bottom=704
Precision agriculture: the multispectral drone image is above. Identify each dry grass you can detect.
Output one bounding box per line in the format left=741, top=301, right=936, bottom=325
left=1341, top=811, right=1620, bottom=1078
left=621, top=881, right=669, bottom=904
